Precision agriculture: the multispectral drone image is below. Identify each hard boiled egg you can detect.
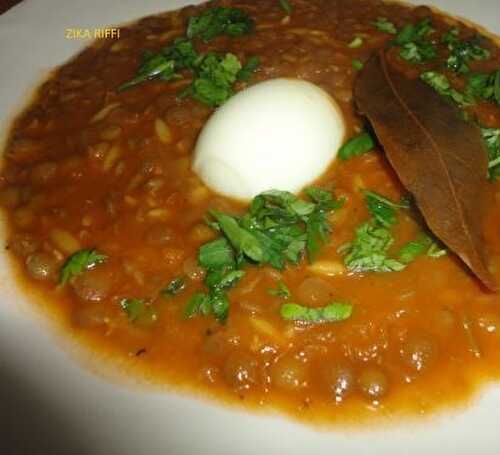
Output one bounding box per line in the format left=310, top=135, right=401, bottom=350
left=193, top=78, right=346, bottom=201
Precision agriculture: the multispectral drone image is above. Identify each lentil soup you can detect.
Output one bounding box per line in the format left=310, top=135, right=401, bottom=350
left=1, top=0, right=500, bottom=426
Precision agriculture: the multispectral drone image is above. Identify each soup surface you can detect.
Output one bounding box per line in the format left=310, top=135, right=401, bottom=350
left=1, top=0, right=500, bottom=426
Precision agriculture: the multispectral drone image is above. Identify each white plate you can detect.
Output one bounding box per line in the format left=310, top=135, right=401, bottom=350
left=0, top=1, right=499, bottom=454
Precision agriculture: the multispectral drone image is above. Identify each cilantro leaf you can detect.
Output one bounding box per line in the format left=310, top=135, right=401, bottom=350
left=187, top=7, right=254, bottom=42
left=340, top=221, right=405, bottom=273
left=467, top=70, right=500, bottom=106
left=400, top=41, right=436, bottom=64
left=60, top=249, right=107, bottom=284
left=268, top=282, right=291, bottom=299
left=161, top=276, right=186, bottom=298
left=281, top=302, right=353, bottom=323
left=118, top=38, right=196, bottom=91
left=395, top=19, right=434, bottom=45
left=373, top=18, right=397, bottom=34
left=352, top=59, right=364, bottom=71
left=210, top=210, right=265, bottom=263
left=445, top=35, right=490, bottom=74
left=278, top=0, right=293, bottom=15
left=482, top=127, right=500, bottom=179
left=421, top=71, right=473, bottom=107
left=184, top=293, right=211, bottom=318
left=199, top=237, right=236, bottom=270
left=338, top=132, right=375, bottom=160
left=364, top=190, right=409, bottom=228
left=120, top=298, right=158, bottom=325
left=237, top=56, right=260, bottom=82
left=348, top=37, right=363, bottom=48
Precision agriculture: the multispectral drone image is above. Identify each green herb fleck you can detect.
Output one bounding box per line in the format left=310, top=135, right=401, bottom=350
left=352, top=59, right=364, bottom=71
left=269, top=281, right=292, bottom=299
left=467, top=70, right=500, bottom=106
left=482, top=128, right=500, bottom=179
left=237, top=56, right=260, bottom=82
left=338, top=131, right=375, bottom=160
left=120, top=298, right=158, bottom=325
left=161, top=277, right=186, bottom=298
left=373, top=17, right=397, bottom=34
left=421, top=71, right=473, bottom=107
left=281, top=302, right=353, bottom=323
left=60, top=249, right=107, bottom=284
left=118, top=38, right=197, bottom=91
left=187, top=7, right=254, bottom=42
left=348, top=36, right=363, bottom=48
left=278, top=0, right=293, bottom=15
left=364, top=190, right=409, bottom=228
left=444, top=34, right=490, bottom=74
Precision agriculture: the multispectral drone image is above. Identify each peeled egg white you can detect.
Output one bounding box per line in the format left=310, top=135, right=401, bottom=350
left=193, top=78, right=346, bottom=201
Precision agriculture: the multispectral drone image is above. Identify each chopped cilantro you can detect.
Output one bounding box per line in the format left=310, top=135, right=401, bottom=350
left=60, top=249, right=107, bottom=284
left=185, top=188, right=343, bottom=322
left=400, top=41, right=436, bottom=64
left=278, top=0, right=293, bottom=15
left=421, top=71, right=473, bottom=107
left=467, top=70, right=500, bottom=106
left=340, top=191, right=445, bottom=273
left=364, top=190, right=409, bottom=228
left=395, top=19, right=436, bottom=64
left=444, top=34, right=490, bottom=74
left=482, top=128, right=500, bottom=179
left=120, top=298, right=158, bottom=325
left=348, top=36, right=363, bottom=48
left=373, top=17, right=397, bottom=34
left=161, top=277, right=186, bottom=298
left=268, top=282, right=292, bottom=299
left=187, top=7, right=254, bottom=42
left=339, top=220, right=406, bottom=273
left=237, top=56, right=260, bottom=82
left=352, top=59, right=364, bottom=71
left=118, top=38, right=197, bottom=91
left=395, top=19, right=434, bottom=45
left=281, top=301, right=352, bottom=323
left=338, top=131, right=375, bottom=160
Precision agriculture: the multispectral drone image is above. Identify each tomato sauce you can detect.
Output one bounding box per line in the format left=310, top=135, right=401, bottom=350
left=1, top=0, right=500, bottom=426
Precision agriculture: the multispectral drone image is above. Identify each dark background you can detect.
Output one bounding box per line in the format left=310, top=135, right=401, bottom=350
left=0, top=0, right=22, bottom=15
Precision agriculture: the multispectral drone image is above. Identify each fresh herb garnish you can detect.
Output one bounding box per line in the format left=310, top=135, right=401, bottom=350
left=187, top=7, right=254, bottom=42
left=400, top=41, right=437, bottom=64
left=340, top=190, right=444, bottom=273
left=161, top=277, right=186, bottom=297
left=237, top=56, right=260, bottom=82
left=397, top=234, right=446, bottom=264
left=278, top=0, right=293, bottom=15
left=363, top=190, right=409, bottom=228
left=394, top=19, right=434, bottom=45
left=118, top=38, right=197, bottom=91
left=60, top=249, right=107, bottom=284
left=180, top=52, right=242, bottom=107
left=444, top=33, right=490, bottom=74
left=395, top=19, right=436, bottom=64
left=352, top=59, right=364, bottom=71
left=421, top=71, right=473, bottom=107
left=467, top=70, right=500, bottom=106
left=185, top=188, right=343, bottom=322
left=120, top=298, right=158, bottom=325
left=373, top=17, right=397, bottom=35
left=281, top=301, right=352, bottom=323
left=482, top=128, right=500, bottom=179
left=338, top=131, right=375, bottom=160
left=348, top=36, right=363, bottom=48
left=268, top=281, right=292, bottom=299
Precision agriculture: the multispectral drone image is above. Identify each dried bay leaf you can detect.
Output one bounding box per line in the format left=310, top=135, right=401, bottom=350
left=354, top=52, right=497, bottom=290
